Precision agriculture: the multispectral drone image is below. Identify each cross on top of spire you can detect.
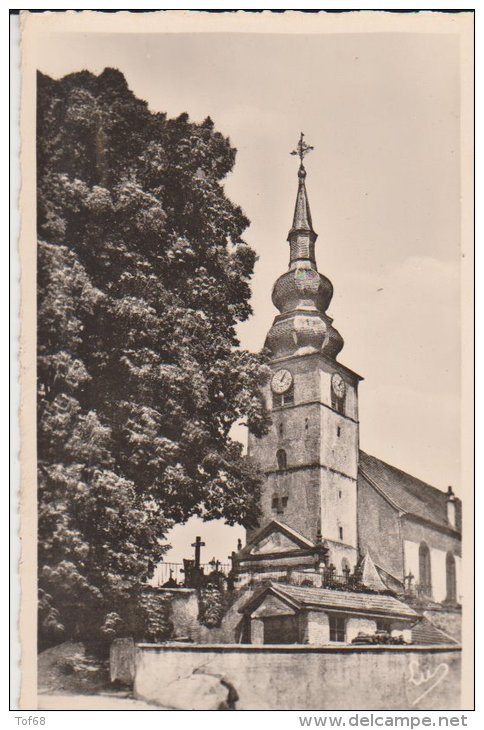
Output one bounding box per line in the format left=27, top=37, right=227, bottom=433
left=291, top=132, right=314, bottom=165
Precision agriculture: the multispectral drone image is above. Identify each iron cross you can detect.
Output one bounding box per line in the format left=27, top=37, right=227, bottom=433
left=291, top=132, right=314, bottom=163
left=191, top=536, right=205, bottom=568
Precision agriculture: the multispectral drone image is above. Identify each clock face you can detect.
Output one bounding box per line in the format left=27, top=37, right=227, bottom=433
left=331, top=372, right=346, bottom=399
left=271, top=368, right=293, bottom=395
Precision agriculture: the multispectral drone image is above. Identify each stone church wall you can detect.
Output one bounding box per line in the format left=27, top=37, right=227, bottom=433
left=259, top=466, right=322, bottom=542
left=319, top=407, right=358, bottom=480
left=402, top=518, right=461, bottom=557
left=316, top=358, right=359, bottom=421
left=320, top=467, right=358, bottom=549
left=253, top=401, right=323, bottom=471
left=246, top=353, right=360, bottom=548
left=357, top=476, right=404, bottom=579
left=402, top=519, right=461, bottom=603
left=324, top=539, right=359, bottom=573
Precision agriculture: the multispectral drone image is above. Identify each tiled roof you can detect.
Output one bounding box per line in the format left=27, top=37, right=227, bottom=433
left=358, top=451, right=460, bottom=532
left=411, top=618, right=459, bottom=645
left=270, top=583, right=419, bottom=620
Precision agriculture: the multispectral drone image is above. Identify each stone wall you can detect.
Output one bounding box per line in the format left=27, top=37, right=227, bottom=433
left=132, top=643, right=462, bottom=710
left=357, top=474, right=404, bottom=579
left=306, top=611, right=329, bottom=643
left=402, top=520, right=461, bottom=603
left=247, top=352, right=359, bottom=547
left=110, top=638, right=136, bottom=684
left=423, top=608, right=462, bottom=641
left=162, top=586, right=255, bottom=644
left=319, top=466, right=358, bottom=549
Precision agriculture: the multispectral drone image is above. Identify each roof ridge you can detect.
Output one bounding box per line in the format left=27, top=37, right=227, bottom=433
left=276, top=583, right=411, bottom=603
left=359, top=450, right=451, bottom=499
left=267, top=582, right=418, bottom=618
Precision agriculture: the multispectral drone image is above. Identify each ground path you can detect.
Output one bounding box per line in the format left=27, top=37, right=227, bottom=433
left=37, top=693, right=167, bottom=710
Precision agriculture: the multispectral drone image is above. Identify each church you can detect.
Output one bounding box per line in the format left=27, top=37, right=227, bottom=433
left=233, top=135, right=462, bottom=645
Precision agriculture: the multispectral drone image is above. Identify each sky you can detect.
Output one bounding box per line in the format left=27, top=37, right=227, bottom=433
left=35, top=28, right=462, bottom=567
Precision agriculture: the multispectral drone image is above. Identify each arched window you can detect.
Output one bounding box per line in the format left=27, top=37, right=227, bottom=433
left=276, top=449, right=287, bottom=471
left=446, top=551, right=457, bottom=603
left=341, top=558, right=350, bottom=576
left=418, top=542, right=432, bottom=596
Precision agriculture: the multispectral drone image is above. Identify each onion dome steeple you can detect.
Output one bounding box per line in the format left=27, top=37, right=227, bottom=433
left=265, top=134, right=344, bottom=359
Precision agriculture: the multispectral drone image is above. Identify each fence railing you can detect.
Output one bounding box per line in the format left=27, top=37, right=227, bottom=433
left=153, top=564, right=367, bottom=591
left=291, top=572, right=355, bottom=589
left=323, top=572, right=353, bottom=588
left=403, top=581, right=432, bottom=599
left=239, top=568, right=360, bottom=591
left=153, top=561, right=231, bottom=588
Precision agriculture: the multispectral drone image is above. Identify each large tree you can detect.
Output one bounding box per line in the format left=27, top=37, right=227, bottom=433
left=37, top=68, right=270, bottom=648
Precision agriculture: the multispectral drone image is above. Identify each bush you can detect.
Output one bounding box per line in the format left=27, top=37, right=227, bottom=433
left=198, top=584, right=227, bottom=629
left=351, top=630, right=406, bottom=645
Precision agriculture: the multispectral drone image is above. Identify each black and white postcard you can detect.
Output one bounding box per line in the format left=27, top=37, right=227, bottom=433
left=15, top=9, right=474, bottom=712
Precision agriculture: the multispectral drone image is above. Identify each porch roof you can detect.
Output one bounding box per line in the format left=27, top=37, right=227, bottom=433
left=241, top=582, right=420, bottom=621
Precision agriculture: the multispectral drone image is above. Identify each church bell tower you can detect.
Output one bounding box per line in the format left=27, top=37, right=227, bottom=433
left=247, top=134, right=363, bottom=571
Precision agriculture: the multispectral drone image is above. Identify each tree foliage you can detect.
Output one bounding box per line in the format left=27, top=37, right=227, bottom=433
left=37, top=68, right=270, bottom=648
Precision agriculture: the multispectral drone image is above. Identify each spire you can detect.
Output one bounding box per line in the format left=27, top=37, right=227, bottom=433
left=288, top=133, right=317, bottom=267
left=291, top=165, right=313, bottom=232
left=264, top=135, right=344, bottom=360
left=289, top=133, right=315, bottom=235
